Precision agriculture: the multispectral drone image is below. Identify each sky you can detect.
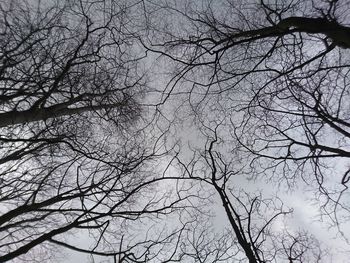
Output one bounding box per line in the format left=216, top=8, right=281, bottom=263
left=2, top=0, right=350, bottom=262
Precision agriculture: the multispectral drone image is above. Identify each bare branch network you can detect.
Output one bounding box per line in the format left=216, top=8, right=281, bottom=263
left=0, top=0, right=349, bottom=262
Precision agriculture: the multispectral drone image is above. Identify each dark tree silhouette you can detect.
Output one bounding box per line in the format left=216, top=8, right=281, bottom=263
left=2, top=0, right=350, bottom=262
left=0, top=1, right=190, bottom=262
left=172, top=126, right=328, bottom=262
left=144, top=0, right=350, bottom=227
left=127, top=0, right=350, bottom=261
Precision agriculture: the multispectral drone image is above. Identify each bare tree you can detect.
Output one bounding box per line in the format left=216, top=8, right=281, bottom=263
left=0, top=1, right=192, bottom=262
left=143, top=0, right=350, bottom=228
left=173, top=126, right=329, bottom=262
left=2, top=0, right=350, bottom=261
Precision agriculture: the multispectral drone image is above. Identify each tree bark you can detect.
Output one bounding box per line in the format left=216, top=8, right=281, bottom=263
left=229, top=16, right=350, bottom=48
left=0, top=103, right=124, bottom=128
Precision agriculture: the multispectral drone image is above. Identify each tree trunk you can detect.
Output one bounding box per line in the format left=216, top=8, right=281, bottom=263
left=0, top=103, right=124, bottom=128
left=229, top=16, right=350, bottom=48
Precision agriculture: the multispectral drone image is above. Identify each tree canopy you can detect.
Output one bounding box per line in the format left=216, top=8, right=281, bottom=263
left=1, top=0, right=350, bottom=262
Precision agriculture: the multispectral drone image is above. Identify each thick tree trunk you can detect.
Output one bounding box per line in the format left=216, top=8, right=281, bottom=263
left=0, top=103, right=124, bottom=128
left=229, top=16, right=350, bottom=48
left=214, top=185, right=258, bottom=263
